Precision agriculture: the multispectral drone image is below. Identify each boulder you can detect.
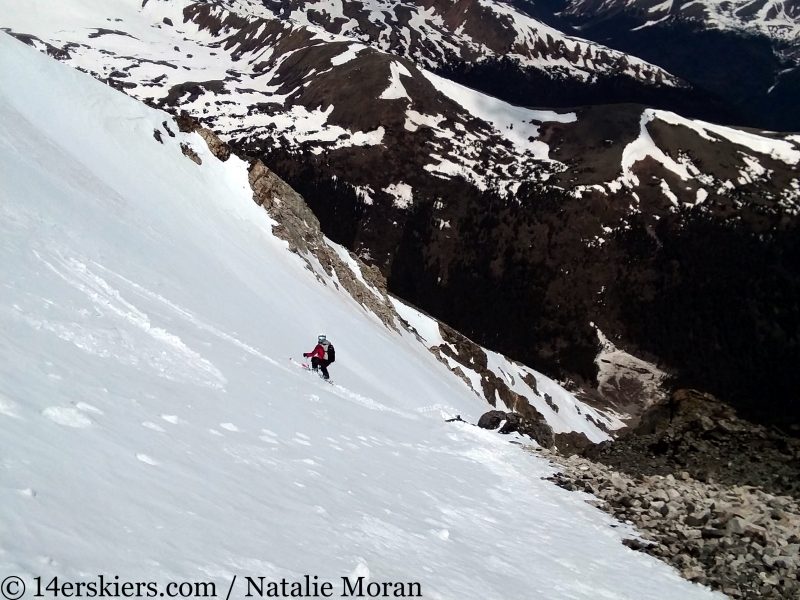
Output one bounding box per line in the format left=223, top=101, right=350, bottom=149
left=554, top=431, right=594, bottom=456
left=477, top=410, right=507, bottom=430
left=476, top=410, right=555, bottom=448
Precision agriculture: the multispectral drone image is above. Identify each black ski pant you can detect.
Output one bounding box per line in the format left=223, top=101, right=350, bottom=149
left=311, top=357, right=330, bottom=379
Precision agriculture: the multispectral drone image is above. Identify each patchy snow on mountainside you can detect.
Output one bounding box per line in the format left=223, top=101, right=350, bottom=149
left=655, top=110, right=800, bottom=164
left=0, top=0, right=575, bottom=195
left=383, top=182, right=415, bottom=208
left=574, top=107, right=800, bottom=210
left=621, top=110, right=693, bottom=186
left=379, top=60, right=412, bottom=100
left=4, top=0, right=798, bottom=209
left=271, top=0, right=683, bottom=84
left=0, top=33, right=727, bottom=598
left=423, top=70, right=577, bottom=159
left=565, top=0, right=800, bottom=59
left=330, top=43, right=366, bottom=66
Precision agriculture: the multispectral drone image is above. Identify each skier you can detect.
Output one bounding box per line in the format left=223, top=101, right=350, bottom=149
left=303, top=334, right=335, bottom=380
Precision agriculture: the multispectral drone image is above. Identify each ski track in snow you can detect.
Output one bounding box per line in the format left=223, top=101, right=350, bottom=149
left=28, top=248, right=228, bottom=389
left=0, top=33, right=723, bottom=600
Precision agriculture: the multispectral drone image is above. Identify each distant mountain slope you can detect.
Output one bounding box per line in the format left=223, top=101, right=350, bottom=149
left=253, top=0, right=743, bottom=120
left=2, top=0, right=796, bottom=209
left=563, top=0, right=800, bottom=54
left=555, top=0, right=800, bottom=130
left=272, top=0, right=677, bottom=80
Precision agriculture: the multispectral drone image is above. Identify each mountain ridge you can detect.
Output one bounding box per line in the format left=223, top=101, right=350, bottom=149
left=555, top=0, right=800, bottom=130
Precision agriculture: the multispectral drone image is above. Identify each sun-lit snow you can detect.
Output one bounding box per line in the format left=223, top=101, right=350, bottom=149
left=330, top=43, right=366, bottom=66
left=379, top=60, right=412, bottom=100
left=622, top=110, right=693, bottom=186
left=390, top=298, right=447, bottom=349
left=423, top=70, right=575, bottom=160
left=654, top=110, right=800, bottom=165
left=382, top=182, right=415, bottom=208
left=0, top=33, right=726, bottom=598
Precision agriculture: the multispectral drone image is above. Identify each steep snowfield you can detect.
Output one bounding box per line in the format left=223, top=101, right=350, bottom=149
left=0, top=34, right=720, bottom=599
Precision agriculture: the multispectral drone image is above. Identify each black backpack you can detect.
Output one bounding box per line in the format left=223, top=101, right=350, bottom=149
left=327, top=343, right=336, bottom=363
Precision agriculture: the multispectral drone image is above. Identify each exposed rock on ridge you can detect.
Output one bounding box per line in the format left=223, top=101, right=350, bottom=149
left=248, top=159, right=401, bottom=330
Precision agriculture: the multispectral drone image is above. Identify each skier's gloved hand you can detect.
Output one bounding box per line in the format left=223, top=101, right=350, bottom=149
left=303, top=353, right=308, bottom=358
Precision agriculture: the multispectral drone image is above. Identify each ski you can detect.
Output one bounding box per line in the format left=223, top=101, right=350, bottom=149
left=289, top=357, right=333, bottom=384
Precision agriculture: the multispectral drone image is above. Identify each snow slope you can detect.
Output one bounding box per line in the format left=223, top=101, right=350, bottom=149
left=0, top=34, right=721, bottom=599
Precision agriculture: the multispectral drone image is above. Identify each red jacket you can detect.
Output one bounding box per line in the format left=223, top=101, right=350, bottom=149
left=306, top=344, right=326, bottom=359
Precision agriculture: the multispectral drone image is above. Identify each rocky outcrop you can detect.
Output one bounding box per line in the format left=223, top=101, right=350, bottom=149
left=584, top=390, right=800, bottom=499
left=180, top=142, right=201, bottom=165
left=247, top=158, right=401, bottom=330
left=552, top=431, right=594, bottom=456
left=477, top=410, right=506, bottom=430
left=174, top=112, right=232, bottom=162
left=541, top=449, right=800, bottom=599
left=478, top=409, right=555, bottom=448
left=435, top=322, right=549, bottom=420
left=249, top=160, right=324, bottom=255
left=177, top=114, right=400, bottom=330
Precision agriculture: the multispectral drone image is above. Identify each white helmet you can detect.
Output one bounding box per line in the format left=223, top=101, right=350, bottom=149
left=318, top=334, right=327, bottom=343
